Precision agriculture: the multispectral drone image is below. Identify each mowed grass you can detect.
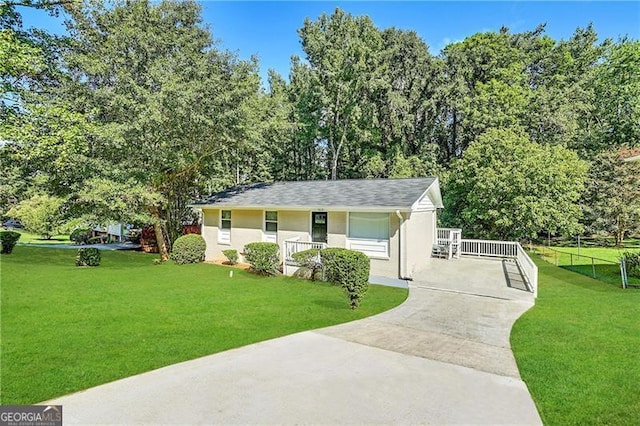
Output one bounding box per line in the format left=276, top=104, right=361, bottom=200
left=12, top=229, right=71, bottom=245
left=535, top=245, right=640, bottom=287
left=511, top=256, right=640, bottom=425
left=0, top=246, right=407, bottom=404
left=550, top=246, right=640, bottom=263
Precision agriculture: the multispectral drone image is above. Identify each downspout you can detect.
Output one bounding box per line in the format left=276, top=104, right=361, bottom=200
left=395, top=210, right=411, bottom=281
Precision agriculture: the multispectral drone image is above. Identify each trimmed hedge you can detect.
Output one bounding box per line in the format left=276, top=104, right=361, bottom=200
left=171, top=234, right=206, bottom=264
left=76, top=248, right=101, bottom=266
left=331, top=249, right=370, bottom=309
left=0, top=231, right=21, bottom=254
left=244, top=242, right=280, bottom=275
left=291, top=246, right=370, bottom=308
left=319, top=247, right=350, bottom=284
left=222, top=249, right=238, bottom=265
left=621, top=251, right=640, bottom=278
left=291, top=248, right=321, bottom=268
left=70, top=228, right=92, bottom=245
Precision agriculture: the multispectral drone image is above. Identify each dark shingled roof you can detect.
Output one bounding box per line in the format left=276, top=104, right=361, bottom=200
left=192, top=178, right=437, bottom=210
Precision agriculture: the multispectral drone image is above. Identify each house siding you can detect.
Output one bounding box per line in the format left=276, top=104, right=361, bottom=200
left=229, top=210, right=262, bottom=260
left=202, top=208, right=219, bottom=260
left=278, top=211, right=309, bottom=242
left=327, top=212, right=347, bottom=247
left=405, top=210, right=436, bottom=277
left=200, top=208, right=432, bottom=280
left=202, top=209, right=261, bottom=262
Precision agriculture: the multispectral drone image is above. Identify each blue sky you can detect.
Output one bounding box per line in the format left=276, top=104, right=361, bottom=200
left=18, top=1, right=640, bottom=84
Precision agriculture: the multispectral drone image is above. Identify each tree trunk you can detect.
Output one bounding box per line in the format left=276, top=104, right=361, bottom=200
left=331, top=154, right=338, bottom=180
left=151, top=207, right=170, bottom=261
left=330, top=132, right=346, bottom=181
left=616, top=229, right=624, bottom=247
left=154, top=223, right=169, bottom=261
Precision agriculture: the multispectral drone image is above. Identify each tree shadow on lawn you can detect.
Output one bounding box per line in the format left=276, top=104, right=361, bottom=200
left=312, top=299, right=350, bottom=310
left=561, top=264, right=626, bottom=290
left=536, top=259, right=624, bottom=294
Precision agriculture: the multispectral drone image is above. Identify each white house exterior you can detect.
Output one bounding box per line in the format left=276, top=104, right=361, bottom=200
left=190, top=178, right=443, bottom=281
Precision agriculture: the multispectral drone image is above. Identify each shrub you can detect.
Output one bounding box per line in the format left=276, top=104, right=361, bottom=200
left=244, top=242, right=280, bottom=275
left=331, top=249, right=370, bottom=309
left=88, top=236, right=103, bottom=244
left=222, top=249, right=238, bottom=265
left=292, top=248, right=323, bottom=280
left=171, top=234, right=206, bottom=264
left=70, top=228, right=92, bottom=245
left=320, top=247, right=350, bottom=284
left=140, top=225, right=157, bottom=244
left=76, top=248, right=101, bottom=266
left=0, top=231, right=21, bottom=254
left=621, top=251, right=640, bottom=278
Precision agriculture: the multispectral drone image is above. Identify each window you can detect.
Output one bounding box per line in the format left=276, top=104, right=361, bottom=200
left=348, top=213, right=389, bottom=240
left=221, top=210, right=231, bottom=229
left=219, top=210, right=232, bottom=244
left=265, top=211, right=278, bottom=233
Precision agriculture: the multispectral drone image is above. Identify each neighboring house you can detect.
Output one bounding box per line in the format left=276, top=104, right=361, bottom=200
left=190, top=178, right=443, bottom=281
left=93, top=224, right=126, bottom=242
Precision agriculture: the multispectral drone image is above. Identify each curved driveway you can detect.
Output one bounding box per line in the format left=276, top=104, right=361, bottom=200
left=48, top=257, right=542, bottom=425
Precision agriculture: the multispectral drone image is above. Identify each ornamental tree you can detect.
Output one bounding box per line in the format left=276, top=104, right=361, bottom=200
left=7, top=194, right=64, bottom=239
left=442, top=128, right=588, bottom=240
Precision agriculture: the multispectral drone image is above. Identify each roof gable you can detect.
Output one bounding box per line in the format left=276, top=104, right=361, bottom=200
left=192, top=178, right=441, bottom=211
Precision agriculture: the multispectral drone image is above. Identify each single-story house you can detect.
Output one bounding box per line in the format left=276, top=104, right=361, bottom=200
left=93, top=224, right=126, bottom=242
left=190, top=177, right=443, bottom=281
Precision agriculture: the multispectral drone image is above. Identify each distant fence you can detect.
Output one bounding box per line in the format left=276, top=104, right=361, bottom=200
left=533, top=246, right=639, bottom=289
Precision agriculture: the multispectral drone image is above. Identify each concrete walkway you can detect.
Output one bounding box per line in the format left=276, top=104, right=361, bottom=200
left=46, top=257, right=541, bottom=425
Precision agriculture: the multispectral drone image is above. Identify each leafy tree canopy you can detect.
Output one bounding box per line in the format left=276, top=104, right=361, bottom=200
left=581, top=148, right=640, bottom=245
left=442, top=128, right=588, bottom=240
left=7, top=194, right=64, bottom=239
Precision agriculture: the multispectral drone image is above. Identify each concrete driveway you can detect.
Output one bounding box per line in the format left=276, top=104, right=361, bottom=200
left=47, top=257, right=541, bottom=425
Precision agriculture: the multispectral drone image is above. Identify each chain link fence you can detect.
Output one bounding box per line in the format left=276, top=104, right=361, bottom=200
left=533, top=246, right=640, bottom=289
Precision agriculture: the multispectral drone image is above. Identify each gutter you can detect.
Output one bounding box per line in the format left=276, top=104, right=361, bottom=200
left=395, top=210, right=411, bottom=281
left=187, top=204, right=412, bottom=213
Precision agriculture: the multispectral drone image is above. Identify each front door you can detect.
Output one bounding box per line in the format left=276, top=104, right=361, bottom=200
left=311, top=212, right=328, bottom=243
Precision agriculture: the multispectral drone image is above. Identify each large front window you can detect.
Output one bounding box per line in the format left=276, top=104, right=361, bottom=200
left=348, top=212, right=389, bottom=240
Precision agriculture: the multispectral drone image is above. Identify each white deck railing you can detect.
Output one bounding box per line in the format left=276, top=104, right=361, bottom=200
left=436, top=228, right=462, bottom=259
left=283, top=238, right=327, bottom=263
left=516, top=243, right=538, bottom=297
left=460, top=239, right=537, bottom=297
left=460, top=239, right=518, bottom=258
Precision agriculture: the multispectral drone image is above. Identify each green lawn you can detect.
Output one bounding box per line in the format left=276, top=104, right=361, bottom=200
left=0, top=246, right=407, bottom=404
left=547, top=246, right=640, bottom=263
left=12, top=229, right=71, bottom=245
left=511, top=256, right=640, bottom=425
left=535, top=245, right=640, bottom=287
